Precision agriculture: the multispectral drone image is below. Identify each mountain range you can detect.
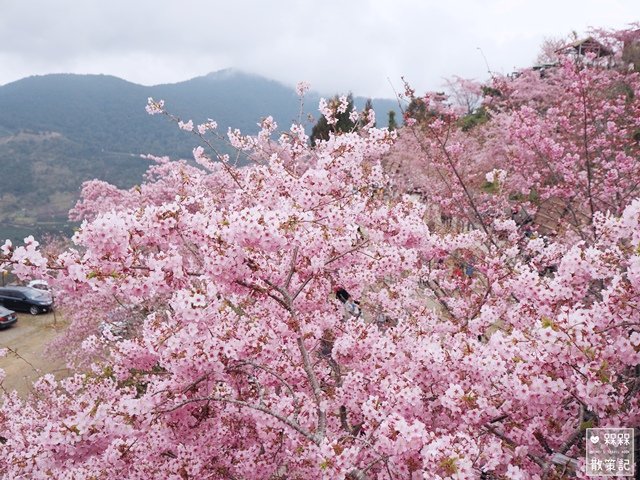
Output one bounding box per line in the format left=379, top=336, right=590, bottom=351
left=0, top=69, right=400, bottom=242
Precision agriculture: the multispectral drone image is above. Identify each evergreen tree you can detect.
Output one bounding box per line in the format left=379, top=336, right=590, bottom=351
left=387, top=110, right=397, bottom=131
left=310, top=93, right=356, bottom=146
left=360, top=98, right=376, bottom=128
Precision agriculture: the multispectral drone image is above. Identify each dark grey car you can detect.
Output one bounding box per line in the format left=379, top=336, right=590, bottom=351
left=0, top=306, right=18, bottom=328
left=0, top=286, right=53, bottom=315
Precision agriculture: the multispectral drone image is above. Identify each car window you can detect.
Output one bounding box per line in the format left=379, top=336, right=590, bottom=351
left=23, top=289, right=46, bottom=300
left=0, top=290, right=20, bottom=299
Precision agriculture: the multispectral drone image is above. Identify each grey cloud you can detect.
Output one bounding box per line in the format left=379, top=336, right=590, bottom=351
left=0, top=0, right=637, bottom=97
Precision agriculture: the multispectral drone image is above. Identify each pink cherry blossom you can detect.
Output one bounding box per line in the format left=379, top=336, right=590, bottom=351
left=0, top=26, right=639, bottom=479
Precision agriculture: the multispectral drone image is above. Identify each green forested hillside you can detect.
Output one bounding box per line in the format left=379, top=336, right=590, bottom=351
left=0, top=70, right=399, bottom=242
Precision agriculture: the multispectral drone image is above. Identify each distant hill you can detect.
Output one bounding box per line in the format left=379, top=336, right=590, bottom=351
left=0, top=70, right=400, bottom=242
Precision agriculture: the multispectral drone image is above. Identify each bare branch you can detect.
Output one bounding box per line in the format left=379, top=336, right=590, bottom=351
left=292, top=275, right=315, bottom=302
left=285, top=247, right=299, bottom=289
left=324, top=240, right=369, bottom=267
left=235, top=279, right=290, bottom=311
left=157, top=395, right=318, bottom=445
left=484, top=425, right=545, bottom=468
left=231, top=360, right=301, bottom=421
left=263, top=278, right=292, bottom=306
left=296, top=336, right=326, bottom=442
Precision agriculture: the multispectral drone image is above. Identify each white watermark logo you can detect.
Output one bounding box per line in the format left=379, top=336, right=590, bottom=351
left=586, top=428, right=635, bottom=476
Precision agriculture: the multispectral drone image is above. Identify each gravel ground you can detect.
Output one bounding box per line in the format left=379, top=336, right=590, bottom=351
left=0, top=311, right=69, bottom=398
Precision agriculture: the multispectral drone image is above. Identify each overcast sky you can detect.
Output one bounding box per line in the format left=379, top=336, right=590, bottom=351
left=0, top=0, right=637, bottom=98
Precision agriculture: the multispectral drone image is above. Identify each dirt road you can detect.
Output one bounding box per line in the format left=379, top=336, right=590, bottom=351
left=0, top=312, right=69, bottom=397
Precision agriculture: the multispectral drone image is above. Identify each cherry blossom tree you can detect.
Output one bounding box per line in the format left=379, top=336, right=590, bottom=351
left=387, top=29, right=640, bottom=244
left=0, top=34, right=638, bottom=478
left=482, top=60, right=640, bottom=241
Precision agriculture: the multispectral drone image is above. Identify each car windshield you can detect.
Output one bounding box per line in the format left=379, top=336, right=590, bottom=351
left=0, top=306, right=13, bottom=316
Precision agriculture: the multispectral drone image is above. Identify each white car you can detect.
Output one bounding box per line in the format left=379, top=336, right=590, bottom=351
left=27, top=280, right=50, bottom=291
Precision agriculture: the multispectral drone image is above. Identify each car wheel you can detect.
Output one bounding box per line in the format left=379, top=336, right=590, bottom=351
left=29, top=306, right=39, bottom=315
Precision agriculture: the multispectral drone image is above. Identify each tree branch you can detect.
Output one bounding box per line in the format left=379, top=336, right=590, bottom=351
left=157, top=395, right=318, bottom=445
left=285, top=247, right=298, bottom=289
left=235, top=279, right=290, bottom=311
left=296, top=335, right=326, bottom=442
left=324, top=240, right=369, bottom=267
left=231, top=360, right=301, bottom=421
left=484, top=425, right=545, bottom=468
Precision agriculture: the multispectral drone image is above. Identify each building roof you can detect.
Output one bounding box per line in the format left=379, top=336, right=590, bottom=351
left=557, top=37, right=613, bottom=58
